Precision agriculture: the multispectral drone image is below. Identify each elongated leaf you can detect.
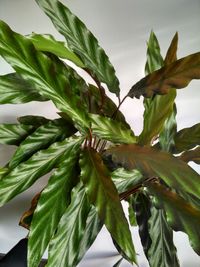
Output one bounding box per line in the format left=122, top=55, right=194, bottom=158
left=28, top=148, right=80, bottom=267
left=113, top=258, right=123, bottom=267
left=18, top=115, right=50, bottom=126
left=90, top=114, right=136, bottom=144
left=104, top=144, right=200, bottom=199
left=164, top=32, right=178, bottom=65
left=174, top=123, right=200, bottom=153
left=9, top=118, right=76, bottom=168
left=0, top=73, right=47, bottom=104
left=129, top=52, right=200, bottom=98
left=46, top=183, right=90, bottom=267
left=0, top=20, right=89, bottom=132
left=36, top=0, right=120, bottom=95
left=148, top=182, right=200, bottom=255
left=179, top=146, right=200, bottom=164
left=27, top=33, right=84, bottom=67
left=80, top=148, right=136, bottom=264
left=0, top=123, right=34, bottom=145
left=0, top=136, right=83, bottom=206
left=148, top=206, right=180, bottom=267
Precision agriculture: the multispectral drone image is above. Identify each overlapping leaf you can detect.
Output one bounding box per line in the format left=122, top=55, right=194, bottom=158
left=104, top=144, right=200, bottom=199
left=28, top=147, right=80, bottom=267
left=36, top=0, right=120, bottom=95
left=0, top=136, right=83, bottom=206
left=9, top=118, right=76, bottom=168
left=179, top=146, right=200, bottom=164
left=45, top=183, right=90, bottom=267
left=148, top=182, right=200, bottom=255
left=128, top=52, right=200, bottom=98
left=90, top=114, right=136, bottom=144
left=174, top=123, right=200, bottom=153
left=0, top=20, right=89, bottom=132
left=18, top=115, right=50, bottom=127
left=80, top=148, right=136, bottom=264
left=28, top=33, right=84, bottom=67
left=0, top=73, right=47, bottom=104
left=0, top=123, right=34, bottom=145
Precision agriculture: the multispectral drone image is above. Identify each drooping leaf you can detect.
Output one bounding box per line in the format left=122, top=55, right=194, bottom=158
left=0, top=20, right=89, bottom=132
left=148, top=182, right=200, bottom=255
left=0, top=73, right=47, bottom=104
left=0, top=136, right=83, bottom=206
left=28, top=148, right=80, bottom=267
left=104, top=144, right=200, bottom=199
left=128, top=52, right=200, bottom=99
left=174, top=123, right=200, bottom=153
left=148, top=206, right=180, bottom=267
left=45, top=183, right=90, bottom=267
left=90, top=114, right=136, bottom=144
left=18, top=115, right=50, bottom=127
left=80, top=148, right=136, bottom=264
left=27, top=33, right=84, bottom=67
left=179, top=146, right=200, bottom=164
left=36, top=0, right=120, bottom=95
left=9, top=118, right=76, bottom=168
left=0, top=123, right=34, bottom=145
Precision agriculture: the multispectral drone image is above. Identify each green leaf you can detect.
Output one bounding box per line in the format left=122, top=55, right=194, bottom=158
left=179, top=146, right=200, bottom=164
left=0, top=20, right=89, bottom=132
left=90, top=114, right=136, bottom=144
left=27, top=33, right=84, bottom=67
left=45, top=183, right=90, bottom=267
left=104, top=144, right=200, bottom=199
left=80, top=148, right=137, bottom=264
left=0, top=73, right=47, bottom=104
left=36, top=0, right=120, bottom=95
left=28, top=147, right=80, bottom=267
left=174, top=123, right=200, bottom=153
left=0, top=123, right=34, bottom=145
left=148, top=182, right=200, bottom=255
left=148, top=206, right=180, bottom=267
left=0, top=136, right=83, bottom=206
left=128, top=197, right=137, bottom=226
left=128, top=52, right=200, bottom=99
left=18, top=115, right=50, bottom=127
left=9, top=118, right=76, bottom=168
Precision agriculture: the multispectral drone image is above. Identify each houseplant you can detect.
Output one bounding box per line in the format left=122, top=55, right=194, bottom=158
left=0, top=0, right=199, bottom=266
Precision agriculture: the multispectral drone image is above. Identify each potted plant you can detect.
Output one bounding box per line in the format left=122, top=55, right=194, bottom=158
left=0, top=0, right=199, bottom=266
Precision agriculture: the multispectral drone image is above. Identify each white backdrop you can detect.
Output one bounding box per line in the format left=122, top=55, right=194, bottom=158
left=0, top=0, right=200, bottom=266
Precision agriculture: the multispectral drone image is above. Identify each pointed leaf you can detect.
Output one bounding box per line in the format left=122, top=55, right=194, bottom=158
left=0, top=20, right=89, bottom=132
left=148, top=182, right=200, bottom=255
left=104, top=144, right=200, bottom=199
left=80, top=148, right=136, bottom=264
left=179, top=146, right=200, bottom=164
left=113, top=258, right=123, bottom=267
left=129, top=52, right=200, bottom=98
left=45, top=183, right=91, bottom=267
left=28, top=33, right=84, bottom=67
left=0, top=136, right=83, bottom=206
left=90, top=114, right=136, bottom=144
left=174, top=123, right=200, bottom=153
left=9, top=118, right=76, bottom=168
left=164, top=32, right=178, bottom=65
left=28, top=148, right=80, bottom=267
left=0, top=123, right=34, bottom=145
left=0, top=73, right=47, bottom=104
left=148, top=206, right=180, bottom=267
left=36, top=0, right=120, bottom=95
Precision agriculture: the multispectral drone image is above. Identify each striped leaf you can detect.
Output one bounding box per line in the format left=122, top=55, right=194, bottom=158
left=104, top=144, right=200, bottom=199
left=9, top=119, right=76, bottom=168
left=0, top=73, right=47, bottom=104
left=0, top=136, right=83, bottom=206
left=90, top=114, right=136, bottom=144
left=0, top=20, right=89, bottom=132
left=80, top=148, right=137, bottom=264
left=36, top=0, right=120, bottom=95
left=28, top=33, right=84, bottom=67
left=28, top=147, right=80, bottom=267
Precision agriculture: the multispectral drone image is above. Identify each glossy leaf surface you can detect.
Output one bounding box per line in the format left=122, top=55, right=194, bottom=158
left=0, top=137, right=83, bottom=206
left=104, top=144, right=200, bottom=199
left=80, top=148, right=136, bottom=264
left=36, top=0, right=120, bottom=95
